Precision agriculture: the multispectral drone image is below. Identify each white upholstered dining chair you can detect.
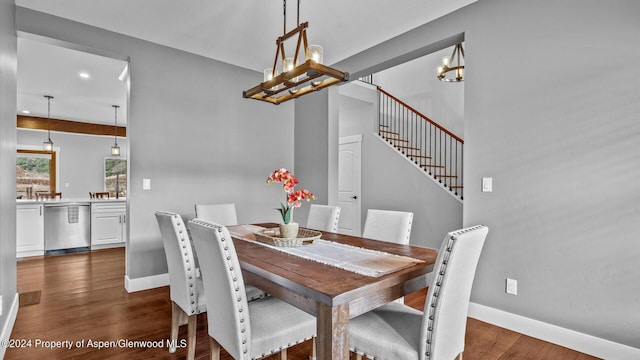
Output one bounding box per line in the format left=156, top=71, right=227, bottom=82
left=362, top=209, right=414, bottom=304
left=195, top=202, right=238, bottom=226
left=362, top=209, right=413, bottom=245
left=194, top=202, right=267, bottom=302
left=349, top=225, right=489, bottom=360
left=155, top=211, right=206, bottom=360
left=306, top=204, right=341, bottom=232
left=188, top=219, right=317, bottom=360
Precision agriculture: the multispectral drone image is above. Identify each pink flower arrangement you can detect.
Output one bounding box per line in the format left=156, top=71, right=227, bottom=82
left=267, top=168, right=315, bottom=224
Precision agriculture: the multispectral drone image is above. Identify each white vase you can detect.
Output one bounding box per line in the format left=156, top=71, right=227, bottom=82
left=279, top=223, right=299, bottom=239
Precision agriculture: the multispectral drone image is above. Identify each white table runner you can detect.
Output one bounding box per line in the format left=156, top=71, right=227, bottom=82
left=229, top=225, right=423, bottom=277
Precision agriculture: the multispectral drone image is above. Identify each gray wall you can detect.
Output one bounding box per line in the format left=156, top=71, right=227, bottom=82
left=17, top=129, right=129, bottom=198
left=16, top=8, right=294, bottom=280
left=463, top=0, right=640, bottom=348
left=0, top=0, right=17, bottom=342
left=333, top=0, right=640, bottom=349
left=293, top=90, right=334, bottom=225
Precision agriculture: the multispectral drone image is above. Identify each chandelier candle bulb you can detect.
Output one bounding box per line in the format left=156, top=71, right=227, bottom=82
left=264, top=68, right=279, bottom=91
left=264, top=68, right=274, bottom=82
left=283, top=58, right=295, bottom=72
left=308, top=45, right=323, bottom=64
left=283, top=57, right=299, bottom=84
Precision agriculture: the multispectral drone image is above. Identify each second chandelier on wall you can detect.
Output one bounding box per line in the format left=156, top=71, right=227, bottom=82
left=437, top=43, right=465, bottom=82
left=243, top=0, right=349, bottom=105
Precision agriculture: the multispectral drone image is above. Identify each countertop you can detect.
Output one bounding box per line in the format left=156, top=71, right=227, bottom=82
left=17, top=198, right=126, bottom=206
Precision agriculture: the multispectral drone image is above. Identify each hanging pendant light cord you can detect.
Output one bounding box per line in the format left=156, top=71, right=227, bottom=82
left=113, top=105, right=119, bottom=144
left=45, top=95, right=53, bottom=141
left=282, top=0, right=301, bottom=34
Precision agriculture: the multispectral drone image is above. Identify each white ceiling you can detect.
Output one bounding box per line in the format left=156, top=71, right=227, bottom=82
left=16, top=0, right=475, bottom=125
left=17, top=37, right=128, bottom=126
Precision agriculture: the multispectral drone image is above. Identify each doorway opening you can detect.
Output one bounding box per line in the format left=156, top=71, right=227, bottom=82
left=16, top=34, right=130, bottom=259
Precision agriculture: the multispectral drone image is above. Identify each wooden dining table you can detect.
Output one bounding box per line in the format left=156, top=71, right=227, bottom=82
left=228, top=223, right=438, bottom=360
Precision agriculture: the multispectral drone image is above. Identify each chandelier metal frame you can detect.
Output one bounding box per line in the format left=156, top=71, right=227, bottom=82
left=243, top=0, right=349, bottom=104
left=437, top=43, right=465, bottom=82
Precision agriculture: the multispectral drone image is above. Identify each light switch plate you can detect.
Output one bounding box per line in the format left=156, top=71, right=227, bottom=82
left=143, top=178, right=151, bottom=190
left=482, top=177, right=493, bottom=192
left=506, top=278, right=518, bottom=295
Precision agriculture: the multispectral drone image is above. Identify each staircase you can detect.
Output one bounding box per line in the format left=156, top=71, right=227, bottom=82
left=377, top=86, right=464, bottom=200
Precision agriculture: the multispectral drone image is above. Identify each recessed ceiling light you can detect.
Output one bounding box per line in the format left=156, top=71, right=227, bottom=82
left=79, top=72, right=91, bottom=79
left=22, top=110, right=30, bottom=114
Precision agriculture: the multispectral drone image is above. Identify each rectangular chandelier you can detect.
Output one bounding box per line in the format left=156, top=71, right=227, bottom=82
left=243, top=21, right=349, bottom=105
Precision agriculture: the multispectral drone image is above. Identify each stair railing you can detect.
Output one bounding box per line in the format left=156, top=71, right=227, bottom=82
left=377, top=86, right=464, bottom=200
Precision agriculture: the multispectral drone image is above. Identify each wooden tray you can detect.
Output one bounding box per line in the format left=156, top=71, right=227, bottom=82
left=254, top=228, right=321, bottom=247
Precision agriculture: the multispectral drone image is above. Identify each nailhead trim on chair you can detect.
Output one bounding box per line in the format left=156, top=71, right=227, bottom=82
left=424, top=225, right=484, bottom=359
left=332, top=208, right=341, bottom=232
left=173, top=214, right=199, bottom=315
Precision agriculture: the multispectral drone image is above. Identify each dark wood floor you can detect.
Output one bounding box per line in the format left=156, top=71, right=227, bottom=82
left=8, top=248, right=599, bottom=360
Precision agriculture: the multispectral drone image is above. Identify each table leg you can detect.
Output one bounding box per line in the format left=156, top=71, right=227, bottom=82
left=316, top=302, right=350, bottom=360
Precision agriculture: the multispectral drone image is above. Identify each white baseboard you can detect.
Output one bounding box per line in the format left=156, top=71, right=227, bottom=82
left=91, top=242, right=125, bottom=251
left=124, top=273, right=169, bottom=293
left=468, top=302, right=640, bottom=360
left=0, top=293, right=20, bottom=360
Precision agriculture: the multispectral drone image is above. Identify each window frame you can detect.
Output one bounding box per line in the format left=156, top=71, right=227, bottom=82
left=16, top=149, right=57, bottom=194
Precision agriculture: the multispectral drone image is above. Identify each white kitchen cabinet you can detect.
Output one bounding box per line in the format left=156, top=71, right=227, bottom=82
left=17, top=204, right=45, bottom=257
left=91, top=202, right=126, bottom=249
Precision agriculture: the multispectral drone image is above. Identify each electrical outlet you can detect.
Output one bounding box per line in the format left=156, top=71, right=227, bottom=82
left=506, top=278, right=518, bottom=295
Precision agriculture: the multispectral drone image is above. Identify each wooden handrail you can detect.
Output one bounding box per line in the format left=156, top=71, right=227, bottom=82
left=377, top=86, right=463, bottom=144
left=376, top=85, right=464, bottom=200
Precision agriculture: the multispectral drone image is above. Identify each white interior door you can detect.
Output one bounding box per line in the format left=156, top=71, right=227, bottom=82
left=338, top=135, right=362, bottom=235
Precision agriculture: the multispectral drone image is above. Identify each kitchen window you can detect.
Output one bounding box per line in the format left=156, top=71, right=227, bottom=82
left=16, top=149, right=57, bottom=199
left=105, top=158, right=127, bottom=197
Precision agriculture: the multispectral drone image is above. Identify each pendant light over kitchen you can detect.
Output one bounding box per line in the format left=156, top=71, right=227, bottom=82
left=42, top=95, right=54, bottom=151
left=111, top=105, right=121, bottom=156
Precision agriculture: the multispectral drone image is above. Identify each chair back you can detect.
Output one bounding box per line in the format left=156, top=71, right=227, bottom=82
left=36, top=192, right=62, bottom=200
left=90, top=192, right=110, bottom=199
left=306, top=204, right=341, bottom=232
left=194, top=203, right=238, bottom=226
left=420, top=225, right=488, bottom=360
left=188, top=219, right=251, bottom=360
left=362, top=209, right=413, bottom=244
left=155, top=211, right=201, bottom=315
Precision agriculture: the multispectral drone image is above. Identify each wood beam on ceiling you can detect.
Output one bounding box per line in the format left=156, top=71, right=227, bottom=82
left=17, top=115, right=127, bottom=137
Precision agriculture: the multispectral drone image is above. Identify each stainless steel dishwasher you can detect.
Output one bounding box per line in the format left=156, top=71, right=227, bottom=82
left=44, top=202, right=91, bottom=253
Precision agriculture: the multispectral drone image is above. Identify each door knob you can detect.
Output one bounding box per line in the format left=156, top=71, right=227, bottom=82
left=351, top=195, right=358, bottom=200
